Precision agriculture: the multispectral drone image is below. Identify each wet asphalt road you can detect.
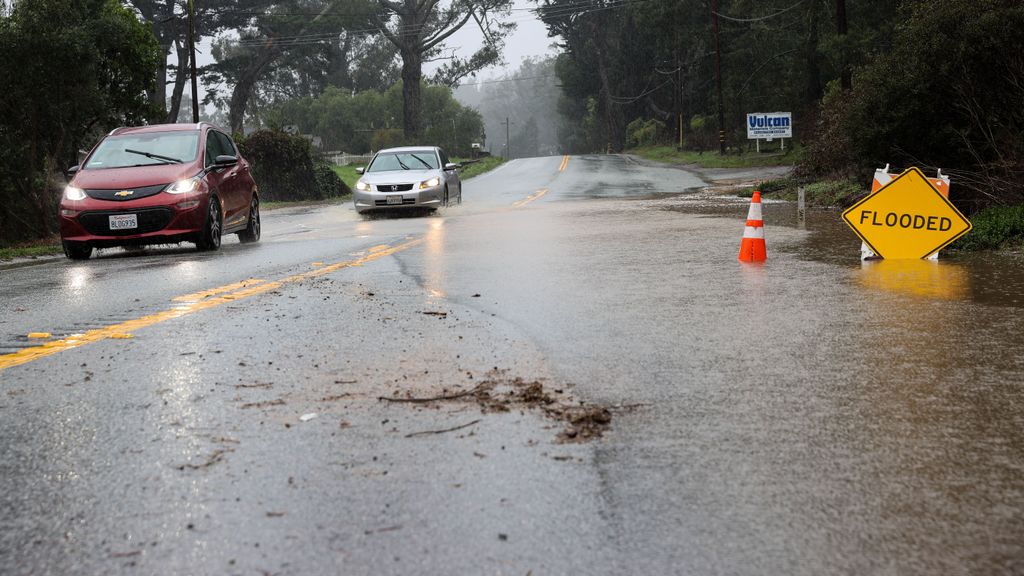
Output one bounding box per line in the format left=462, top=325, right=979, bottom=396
left=2, top=154, right=1024, bottom=575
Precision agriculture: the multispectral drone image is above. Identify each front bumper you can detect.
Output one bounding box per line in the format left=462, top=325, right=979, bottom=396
left=353, top=186, right=443, bottom=213
left=59, top=195, right=209, bottom=246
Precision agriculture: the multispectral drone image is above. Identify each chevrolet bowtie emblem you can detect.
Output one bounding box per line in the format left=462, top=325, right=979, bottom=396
left=115, top=190, right=134, bottom=197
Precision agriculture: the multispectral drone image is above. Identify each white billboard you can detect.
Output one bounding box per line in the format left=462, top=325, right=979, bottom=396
left=746, top=112, right=792, bottom=139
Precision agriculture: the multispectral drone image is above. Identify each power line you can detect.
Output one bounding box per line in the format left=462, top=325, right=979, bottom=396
left=713, top=0, right=807, bottom=23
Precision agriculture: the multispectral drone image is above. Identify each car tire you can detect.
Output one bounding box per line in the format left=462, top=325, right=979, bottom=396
left=62, top=240, right=92, bottom=260
left=443, top=185, right=449, bottom=207
left=195, top=196, right=222, bottom=252
left=237, top=195, right=260, bottom=244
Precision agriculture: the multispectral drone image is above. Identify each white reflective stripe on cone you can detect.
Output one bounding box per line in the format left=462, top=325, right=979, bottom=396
left=743, top=226, right=765, bottom=239
left=746, top=201, right=763, bottom=221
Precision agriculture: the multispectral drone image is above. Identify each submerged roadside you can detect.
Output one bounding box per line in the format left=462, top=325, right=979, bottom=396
left=627, top=145, right=1023, bottom=253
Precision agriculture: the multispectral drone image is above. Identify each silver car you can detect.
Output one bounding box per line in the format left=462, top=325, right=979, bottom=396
left=353, top=146, right=462, bottom=214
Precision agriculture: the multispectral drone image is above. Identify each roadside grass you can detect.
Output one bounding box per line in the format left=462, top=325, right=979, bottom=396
left=737, top=177, right=864, bottom=207
left=630, top=145, right=803, bottom=169
left=330, top=164, right=363, bottom=190
left=0, top=239, right=62, bottom=261
left=454, top=156, right=505, bottom=179
left=949, top=204, right=1024, bottom=251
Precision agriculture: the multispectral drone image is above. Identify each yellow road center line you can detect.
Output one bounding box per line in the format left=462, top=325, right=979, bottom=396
left=172, top=278, right=266, bottom=302
left=512, top=188, right=548, bottom=208
left=558, top=155, right=570, bottom=172
left=0, top=238, right=424, bottom=373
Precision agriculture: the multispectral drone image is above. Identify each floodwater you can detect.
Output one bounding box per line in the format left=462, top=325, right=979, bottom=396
left=471, top=177, right=1024, bottom=575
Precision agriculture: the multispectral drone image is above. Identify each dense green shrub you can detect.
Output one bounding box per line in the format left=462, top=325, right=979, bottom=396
left=313, top=162, right=350, bottom=198
left=950, top=204, right=1024, bottom=251
left=0, top=0, right=160, bottom=247
left=626, top=118, right=663, bottom=148
left=237, top=130, right=346, bottom=201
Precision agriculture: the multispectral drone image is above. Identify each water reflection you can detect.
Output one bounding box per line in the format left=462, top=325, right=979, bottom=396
left=422, top=219, right=447, bottom=300
left=65, top=266, right=92, bottom=293
left=859, top=259, right=971, bottom=301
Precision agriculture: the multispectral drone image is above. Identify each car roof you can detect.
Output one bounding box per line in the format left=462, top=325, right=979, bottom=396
left=376, top=146, right=440, bottom=154
left=109, top=123, right=224, bottom=136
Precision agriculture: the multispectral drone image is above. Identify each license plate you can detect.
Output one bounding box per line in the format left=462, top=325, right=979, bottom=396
left=109, top=214, right=138, bottom=230
left=386, top=195, right=403, bottom=205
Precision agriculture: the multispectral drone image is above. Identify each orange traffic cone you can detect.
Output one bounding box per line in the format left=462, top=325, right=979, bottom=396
left=738, top=191, right=767, bottom=262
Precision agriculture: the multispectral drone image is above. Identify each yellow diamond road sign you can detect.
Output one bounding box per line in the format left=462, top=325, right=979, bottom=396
left=842, top=167, right=972, bottom=259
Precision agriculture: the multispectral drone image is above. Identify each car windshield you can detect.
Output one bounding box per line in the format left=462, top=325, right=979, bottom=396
left=85, top=132, right=199, bottom=169
left=367, top=151, right=439, bottom=172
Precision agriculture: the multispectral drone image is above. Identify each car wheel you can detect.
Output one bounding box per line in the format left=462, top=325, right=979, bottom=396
left=237, top=195, right=260, bottom=244
left=196, top=197, right=222, bottom=251
left=443, top=185, right=449, bottom=207
left=62, top=240, right=92, bottom=260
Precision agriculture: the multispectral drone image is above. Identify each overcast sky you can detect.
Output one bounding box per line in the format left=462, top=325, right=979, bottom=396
left=426, top=0, right=559, bottom=80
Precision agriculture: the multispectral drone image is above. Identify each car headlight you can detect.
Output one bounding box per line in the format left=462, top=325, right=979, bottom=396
left=420, top=177, right=440, bottom=189
left=356, top=181, right=369, bottom=191
left=166, top=177, right=199, bottom=194
left=64, top=186, right=86, bottom=201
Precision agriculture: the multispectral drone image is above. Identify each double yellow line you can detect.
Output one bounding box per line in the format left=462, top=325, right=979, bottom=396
left=512, top=188, right=548, bottom=208
left=0, top=238, right=424, bottom=372
left=558, top=155, right=570, bottom=172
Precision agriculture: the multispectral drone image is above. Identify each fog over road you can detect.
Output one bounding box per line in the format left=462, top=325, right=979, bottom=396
left=2, top=155, right=1023, bottom=575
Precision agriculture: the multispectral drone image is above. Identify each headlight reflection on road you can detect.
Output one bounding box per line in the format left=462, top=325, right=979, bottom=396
left=423, top=218, right=447, bottom=300
left=65, top=267, right=92, bottom=298
left=174, top=260, right=200, bottom=281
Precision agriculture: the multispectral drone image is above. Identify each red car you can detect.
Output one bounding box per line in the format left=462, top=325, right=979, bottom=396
left=59, top=123, right=260, bottom=260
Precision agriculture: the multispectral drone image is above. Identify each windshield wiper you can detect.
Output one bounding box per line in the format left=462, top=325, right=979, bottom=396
left=409, top=154, right=434, bottom=169
left=396, top=157, right=411, bottom=170
left=124, top=148, right=182, bottom=164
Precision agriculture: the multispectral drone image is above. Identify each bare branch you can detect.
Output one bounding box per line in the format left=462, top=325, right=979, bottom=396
left=421, top=9, right=474, bottom=51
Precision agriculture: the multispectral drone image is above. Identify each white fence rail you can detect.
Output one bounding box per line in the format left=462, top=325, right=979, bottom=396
left=323, top=151, right=373, bottom=166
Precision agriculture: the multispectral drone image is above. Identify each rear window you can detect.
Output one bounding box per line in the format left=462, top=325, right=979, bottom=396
left=367, top=151, right=439, bottom=172
left=85, top=131, right=200, bottom=169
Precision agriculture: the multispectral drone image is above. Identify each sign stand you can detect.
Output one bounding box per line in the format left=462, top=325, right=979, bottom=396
left=860, top=165, right=952, bottom=260
left=843, top=166, right=971, bottom=260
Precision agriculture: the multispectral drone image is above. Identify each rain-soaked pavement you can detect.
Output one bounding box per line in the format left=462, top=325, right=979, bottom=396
left=1, top=154, right=1023, bottom=575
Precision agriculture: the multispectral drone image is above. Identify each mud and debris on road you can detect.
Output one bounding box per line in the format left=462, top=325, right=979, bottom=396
left=380, top=369, right=613, bottom=442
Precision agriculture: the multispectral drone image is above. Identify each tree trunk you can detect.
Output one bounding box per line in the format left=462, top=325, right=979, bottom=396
left=836, top=0, right=850, bottom=90
left=151, top=48, right=168, bottom=122
left=228, top=47, right=283, bottom=134
left=166, top=40, right=189, bottom=123
left=805, top=5, right=822, bottom=104
left=589, top=18, right=623, bottom=153
left=401, top=48, right=423, bottom=140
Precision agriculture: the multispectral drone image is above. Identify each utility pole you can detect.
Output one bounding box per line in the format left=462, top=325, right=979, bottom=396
left=187, top=0, right=199, bottom=123
left=501, top=117, right=512, bottom=160
left=711, top=0, right=725, bottom=155
left=836, top=0, right=850, bottom=90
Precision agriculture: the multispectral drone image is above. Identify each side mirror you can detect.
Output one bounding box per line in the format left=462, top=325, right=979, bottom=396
left=65, top=165, right=80, bottom=179
left=444, top=163, right=460, bottom=171
left=355, top=167, right=365, bottom=175
left=215, top=155, right=238, bottom=167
